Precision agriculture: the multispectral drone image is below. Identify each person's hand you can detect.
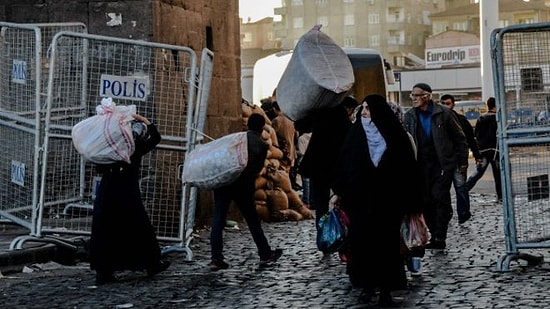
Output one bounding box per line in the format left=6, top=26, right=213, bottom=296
left=475, top=159, right=483, bottom=170
left=459, top=164, right=468, bottom=178
left=329, top=194, right=340, bottom=209
left=133, top=114, right=151, bottom=125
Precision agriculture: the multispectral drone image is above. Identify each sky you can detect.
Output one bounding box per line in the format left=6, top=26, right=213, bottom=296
left=239, top=0, right=281, bottom=23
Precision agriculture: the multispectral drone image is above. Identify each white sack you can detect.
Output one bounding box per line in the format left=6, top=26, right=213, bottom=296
left=277, top=25, right=354, bottom=121
left=72, top=98, right=136, bottom=164
left=183, top=132, right=248, bottom=190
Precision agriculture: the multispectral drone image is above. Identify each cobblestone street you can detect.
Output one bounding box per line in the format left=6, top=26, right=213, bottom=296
left=2, top=191, right=550, bottom=308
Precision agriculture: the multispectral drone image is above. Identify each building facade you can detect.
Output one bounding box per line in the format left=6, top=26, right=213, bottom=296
left=241, top=0, right=550, bottom=104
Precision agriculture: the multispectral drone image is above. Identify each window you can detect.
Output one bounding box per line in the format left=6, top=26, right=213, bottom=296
left=368, top=13, right=379, bottom=24
left=518, top=18, right=535, bottom=24
left=521, top=68, right=543, bottom=92
left=293, top=17, right=304, bottom=29
left=499, top=20, right=509, bottom=28
left=315, top=0, right=328, bottom=5
left=370, top=35, right=380, bottom=46
left=344, top=37, right=356, bottom=47
left=291, top=0, right=303, bottom=5
left=267, top=31, right=274, bottom=41
left=452, top=21, right=467, bottom=31
left=318, top=16, right=329, bottom=28
left=433, top=22, right=447, bottom=35
left=344, top=14, right=355, bottom=26
left=242, top=32, right=252, bottom=43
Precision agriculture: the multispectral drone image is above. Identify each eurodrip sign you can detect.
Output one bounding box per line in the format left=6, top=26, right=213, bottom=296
left=425, top=45, right=480, bottom=68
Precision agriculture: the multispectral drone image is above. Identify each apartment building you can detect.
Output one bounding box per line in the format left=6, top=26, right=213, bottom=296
left=241, top=0, right=550, bottom=102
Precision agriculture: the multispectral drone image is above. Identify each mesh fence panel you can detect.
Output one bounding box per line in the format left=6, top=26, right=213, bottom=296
left=41, top=32, right=199, bottom=242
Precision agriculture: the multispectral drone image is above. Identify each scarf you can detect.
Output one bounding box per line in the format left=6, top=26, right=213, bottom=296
left=361, top=116, right=386, bottom=167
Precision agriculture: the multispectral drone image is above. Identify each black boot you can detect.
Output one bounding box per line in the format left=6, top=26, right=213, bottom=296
left=378, top=290, right=402, bottom=307
left=96, top=271, right=116, bottom=285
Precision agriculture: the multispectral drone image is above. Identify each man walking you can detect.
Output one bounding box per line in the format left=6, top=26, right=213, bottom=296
left=440, top=94, right=482, bottom=224
left=404, top=84, right=468, bottom=250
left=465, top=97, right=502, bottom=202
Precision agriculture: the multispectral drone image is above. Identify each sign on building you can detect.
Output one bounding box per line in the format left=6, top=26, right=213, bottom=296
left=425, top=45, right=480, bottom=69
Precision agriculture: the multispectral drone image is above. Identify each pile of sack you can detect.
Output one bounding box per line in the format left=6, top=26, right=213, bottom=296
left=242, top=102, right=313, bottom=222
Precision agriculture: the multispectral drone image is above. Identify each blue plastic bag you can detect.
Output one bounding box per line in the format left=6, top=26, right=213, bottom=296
left=316, top=208, right=347, bottom=253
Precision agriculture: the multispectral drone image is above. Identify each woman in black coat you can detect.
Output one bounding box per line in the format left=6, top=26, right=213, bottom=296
left=90, top=113, right=169, bottom=285
left=332, top=95, right=424, bottom=306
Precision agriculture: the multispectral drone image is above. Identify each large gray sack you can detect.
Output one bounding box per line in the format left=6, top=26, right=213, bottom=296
left=277, top=25, right=354, bottom=121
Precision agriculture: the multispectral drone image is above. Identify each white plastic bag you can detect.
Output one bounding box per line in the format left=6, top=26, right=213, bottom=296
left=182, top=132, right=248, bottom=189
left=72, top=98, right=136, bottom=164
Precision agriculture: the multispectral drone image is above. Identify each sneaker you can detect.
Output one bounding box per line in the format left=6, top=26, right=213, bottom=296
left=259, top=248, right=283, bottom=267
left=426, top=239, right=446, bottom=250
left=458, top=212, right=472, bottom=224
left=210, top=259, right=229, bottom=271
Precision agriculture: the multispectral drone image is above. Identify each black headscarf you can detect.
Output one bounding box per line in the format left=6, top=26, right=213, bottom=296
left=363, top=94, right=413, bottom=158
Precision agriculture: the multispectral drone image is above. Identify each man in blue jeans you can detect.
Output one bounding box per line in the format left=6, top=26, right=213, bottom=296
left=440, top=94, right=482, bottom=224
left=404, top=84, right=468, bottom=250
left=465, top=97, right=502, bottom=202
left=210, top=113, right=283, bottom=270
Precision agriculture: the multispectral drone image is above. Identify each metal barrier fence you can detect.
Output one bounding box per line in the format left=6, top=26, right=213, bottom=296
left=0, top=22, right=86, bottom=237
left=2, top=29, right=212, bottom=261
left=491, top=22, right=550, bottom=271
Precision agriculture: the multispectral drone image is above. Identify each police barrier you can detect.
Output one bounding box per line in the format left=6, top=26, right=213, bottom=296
left=0, top=22, right=86, bottom=245
left=491, top=22, right=550, bottom=271
left=32, top=31, right=211, bottom=261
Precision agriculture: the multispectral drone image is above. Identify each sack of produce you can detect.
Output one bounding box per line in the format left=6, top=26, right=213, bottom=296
left=276, top=25, right=354, bottom=121
left=71, top=97, right=136, bottom=164
left=182, top=132, right=248, bottom=189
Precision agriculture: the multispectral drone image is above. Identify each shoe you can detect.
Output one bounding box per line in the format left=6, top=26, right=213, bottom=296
left=95, top=272, right=117, bottom=285
left=458, top=212, right=472, bottom=224
left=378, top=293, right=403, bottom=308
left=259, top=248, right=283, bottom=267
left=210, top=259, right=229, bottom=271
left=359, top=288, right=375, bottom=304
left=147, top=260, right=170, bottom=277
left=426, top=239, right=446, bottom=250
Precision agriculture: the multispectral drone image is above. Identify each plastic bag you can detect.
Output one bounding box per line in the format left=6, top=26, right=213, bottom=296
left=71, top=98, right=136, bottom=164
left=182, top=132, right=248, bottom=190
left=317, top=208, right=348, bottom=253
left=400, top=213, right=431, bottom=251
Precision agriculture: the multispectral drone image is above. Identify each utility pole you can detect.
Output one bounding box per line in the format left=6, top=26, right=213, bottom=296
left=480, top=0, right=499, bottom=100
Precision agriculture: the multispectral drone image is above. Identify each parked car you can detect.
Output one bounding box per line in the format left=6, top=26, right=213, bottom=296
left=507, top=107, right=535, bottom=124
left=453, top=100, right=487, bottom=127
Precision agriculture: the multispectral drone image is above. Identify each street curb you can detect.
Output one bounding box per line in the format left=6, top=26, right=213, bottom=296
left=0, top=244, right=57, bottom=274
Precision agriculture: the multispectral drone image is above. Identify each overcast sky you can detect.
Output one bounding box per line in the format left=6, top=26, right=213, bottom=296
left=239, top=0, right=281, bottom=22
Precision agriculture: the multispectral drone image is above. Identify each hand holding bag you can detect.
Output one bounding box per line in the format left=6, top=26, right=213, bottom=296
left=400, top=213, right=431, bottom=252
left=317, top=207, right=348, bottom=254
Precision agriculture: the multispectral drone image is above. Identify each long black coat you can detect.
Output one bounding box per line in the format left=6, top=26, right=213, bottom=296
left=90, top=124, right=162, bottom=273
left=332, top=95, right=423, bottom=292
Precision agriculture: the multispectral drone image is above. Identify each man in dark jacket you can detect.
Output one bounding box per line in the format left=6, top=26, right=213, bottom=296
left=210, top=113, right=282, bottom=270
left=465, top=97, right=502, bottom=201
left=440, top=94, right=482, bottom=224
left=404, top=83, right=468, bottom=250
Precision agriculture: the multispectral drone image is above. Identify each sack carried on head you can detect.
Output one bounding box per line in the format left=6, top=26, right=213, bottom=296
left=71, top=97, right=136, bottom=164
